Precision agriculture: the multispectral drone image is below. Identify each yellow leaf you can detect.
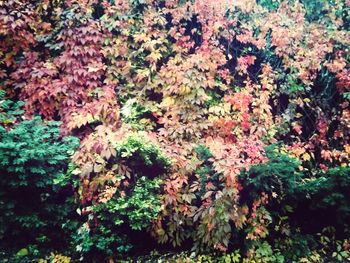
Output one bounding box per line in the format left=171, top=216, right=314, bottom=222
left=302, top=152, right=311, bottom=161
left=208, top=115, right=219, bottom=122
left=344, top=144, right=350, bottom=153
left=223, top=102, right=231, bottom=113
left=179, top=85, right=191, bottom=94
left=161, top=96, right=175, bottom=107
left=295, top=113, right=303, bottom=118
left=133, top=32, right=147, bottom=43
left=147, top=50, right=162, bottom=63
left=135, top=68, right=150, bottom=82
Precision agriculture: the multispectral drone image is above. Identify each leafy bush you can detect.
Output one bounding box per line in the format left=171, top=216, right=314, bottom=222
left=297, top=167, right=350, bottom=229
left=95, top=176, right=161, bottom=231
left=274, top=233, right=317, bottom=261
left=0, top=116, right=79, bottom=259
left=68, top=129, right=172, bottom=260
left=73, top=176, right=162, bottom=260
left=116, top=132, right=172, bottom=178
left=239, top=145, right=302, bottom=205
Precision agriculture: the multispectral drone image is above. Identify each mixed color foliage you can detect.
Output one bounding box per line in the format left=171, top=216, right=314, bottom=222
left=1, top=0, right=350, bottom=262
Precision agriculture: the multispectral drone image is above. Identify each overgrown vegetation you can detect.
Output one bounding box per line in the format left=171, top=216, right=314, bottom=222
left=0, top=0, right=350, bottom=262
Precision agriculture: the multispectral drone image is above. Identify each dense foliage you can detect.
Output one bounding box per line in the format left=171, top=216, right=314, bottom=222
left=1, top=0, right=350, bottom=262
left=0, top=113, right=80, bottom=259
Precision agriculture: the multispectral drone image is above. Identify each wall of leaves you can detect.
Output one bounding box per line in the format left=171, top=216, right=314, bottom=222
left=0, top=0, right=350, bottom=262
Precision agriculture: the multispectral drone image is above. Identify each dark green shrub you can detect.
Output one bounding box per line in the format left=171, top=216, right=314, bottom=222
left=73, top=176, right=162, bottom=260
left=297, top=167, right=350, bottom=229
left=274, top=233, right=317, bottom=261
left=238, top=145, right=302, bottom=205
left=0, top=116, right=80, bottom=259
left=194, top=144, right=221, bottom=198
